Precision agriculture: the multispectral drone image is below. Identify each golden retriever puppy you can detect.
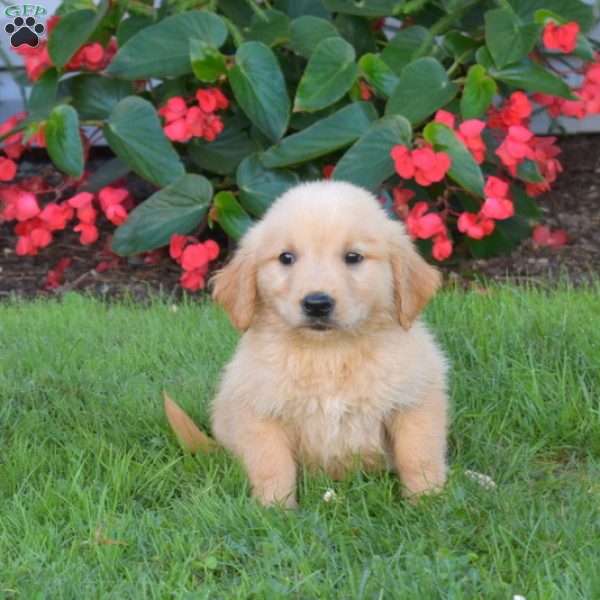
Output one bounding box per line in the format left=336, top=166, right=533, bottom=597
left=211, top=181, right=448, bottom=508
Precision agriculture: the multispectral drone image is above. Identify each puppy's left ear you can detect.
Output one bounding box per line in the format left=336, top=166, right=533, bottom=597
left=388, top=222, right=442, bottom=330
left=210, top=232, right=258, bottom=331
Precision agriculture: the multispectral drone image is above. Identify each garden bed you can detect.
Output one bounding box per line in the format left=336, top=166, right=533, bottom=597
left=1, top=134, right=599, bottom=300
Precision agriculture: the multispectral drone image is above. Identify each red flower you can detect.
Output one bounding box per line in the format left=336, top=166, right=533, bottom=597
left=457, top=212, right=495, bottom=240
left=488, top=91, right=532, bottom=129
left=39, top=202, right=74, bottom=231
left=457, top=119, right=486, bottom=164
left=181, top=243, right=209, bottom=271
left=406, top=202, right=446, bottom=240
left=496, top=125, right=534, bottom=172
left=105, top=203, right=128, bottom=225
left=163, top=118, right=192, bottom=143
left=169, top=234, right=189, bottom=260
left=77, top=204, right=97, bottom=224
left=15, top=191, right=40, bottom=221
left=204, top=239, right=220, bottom=260
left=481, top=176, right=514, bottom=220
left=159, top=97, right=188, bottom=123
left=180, top=268, right=207, bottom=291
left=0, top=156, right=17, bottom=181
left=68, top=192, right=94, bottom=208
left=434, top=110, right=456, bottom=129
left=532, top=225, right=568, bottom=248
left=432, top=233, right=453, bottom=261
left=390, top=144, right=451, bottom=186
left=74, top=223, right=99, bottom=245
left=543, top=21, right=579, bottom=54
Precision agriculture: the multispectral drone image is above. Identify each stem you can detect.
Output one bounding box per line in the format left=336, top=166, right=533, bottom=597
left=224, top=17, right=244, bottom=48
left=245, top=0, right=268, bottom=22
left=446, top=50, right=472, bottom=77
left=414, top=0, right=480, bottom=59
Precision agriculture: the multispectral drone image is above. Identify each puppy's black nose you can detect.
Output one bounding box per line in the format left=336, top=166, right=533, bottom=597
left=301, top=292, right=335, bottom=318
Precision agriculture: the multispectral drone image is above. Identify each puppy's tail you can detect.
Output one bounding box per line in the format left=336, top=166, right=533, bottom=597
left=163, top=391, right=218, bottom=454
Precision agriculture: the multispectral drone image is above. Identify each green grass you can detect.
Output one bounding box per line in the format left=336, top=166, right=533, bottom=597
left=1, top=286, right=599, bottom=599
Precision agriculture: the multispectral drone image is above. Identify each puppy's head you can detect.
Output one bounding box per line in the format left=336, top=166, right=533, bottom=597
left=212, top=181, right=440, bottom=334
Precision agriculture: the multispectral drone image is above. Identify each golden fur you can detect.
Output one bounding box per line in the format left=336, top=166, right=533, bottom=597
left=211, top=181, right=448, bottom=508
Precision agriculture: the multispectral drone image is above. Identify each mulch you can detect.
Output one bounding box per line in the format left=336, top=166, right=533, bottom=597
left=1, top=135, right=599, bottom=300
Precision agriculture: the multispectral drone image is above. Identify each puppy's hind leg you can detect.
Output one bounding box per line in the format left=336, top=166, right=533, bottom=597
left=387, top=387, right=448, bottom=499
left=233, top=418, right=298, bottom=508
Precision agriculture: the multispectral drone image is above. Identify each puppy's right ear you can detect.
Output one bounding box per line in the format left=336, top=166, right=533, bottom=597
left=210, top=236, right=257, bottom=331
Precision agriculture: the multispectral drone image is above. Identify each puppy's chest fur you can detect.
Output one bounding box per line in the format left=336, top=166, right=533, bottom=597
left=260, top=340, right=415, bottom=475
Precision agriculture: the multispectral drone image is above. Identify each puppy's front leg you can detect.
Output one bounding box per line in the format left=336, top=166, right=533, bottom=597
left=388, top=388, right=448, bottom=498
left=237, top=418, right=297, bottom=508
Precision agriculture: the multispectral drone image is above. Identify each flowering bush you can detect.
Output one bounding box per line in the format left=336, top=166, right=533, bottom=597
left=1, top=0, right=598, bottom=290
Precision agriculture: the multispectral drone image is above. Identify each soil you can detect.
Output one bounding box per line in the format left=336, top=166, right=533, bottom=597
left=1, top=135, right=599, bottom=300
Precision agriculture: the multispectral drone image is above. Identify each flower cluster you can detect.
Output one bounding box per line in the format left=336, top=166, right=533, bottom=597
left=542, top=21, right=579, bottom=54
left=0, top=183, right=131, bottom=256
left=391, top=144, right=452, bottom=186
left=434, top=110, right=486, bottom=163
left=159, top=88, right=229, bottom=143
left=169, top=235, right=220, bottom=291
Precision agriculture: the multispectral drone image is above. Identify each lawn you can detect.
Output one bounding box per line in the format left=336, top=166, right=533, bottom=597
left=1, top=286, right=599, bottom=599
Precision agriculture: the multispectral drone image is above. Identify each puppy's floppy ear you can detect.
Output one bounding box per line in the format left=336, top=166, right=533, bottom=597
left=210, top=232, right=257, bottom=331
left=388, top=222, right=441, bottom=330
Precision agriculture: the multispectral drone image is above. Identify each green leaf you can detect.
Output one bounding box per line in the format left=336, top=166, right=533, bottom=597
left=190, top=40, right=227, bottom=82
left=512, top=184, right=541, bottom=218
left=386, top=57, right=458, bottom=125
left=107, top=11, right=228, bottom=79
left=48, top=0, right=108, bottom=67
left=81, top=158, right=130, bottom=192
left=358, top=54, right=399, bottom=98
left=381, top=26, right=429, bottom=75
left=460, top=65, right=497, bottom=119
left=104, top=96, right=185, bottom=187
left=274, top=0, right=330, bottom=19
left=333, top=115, right=412, bottom=192
left=45, top=105, right=84, bottom=178
left=112, top=174, right=212, bottom=256
left=485, top=8, right=540, bottom=69
left=116, top=15, right=154, bottom=46
left=323, top=0, right=398, bottom=16
left=68, top=74, right=134, bottom=120
left=246, top=9, right=291, bottom=47
left=27, top=68, right=58, bottom=120
left=289, top=16, right=339, bottom=58
left=423, top=122, right=484, bottom=197
left=574, top=34, right=594, bottom=61
left=261, top=102, right=377, bottom=168
left=517, top=159, right=545, bottom=183
left=229, top=41, right=290, bottom=142
left=237, top=155, right=299, bottom=217
left=443, top=30, right=479, bottom=59
left=294, top=37, right=357, bottom=112
left=489, top=58, right=574, bottom=99
left=335, top=14, right=376, bottom=57
left=188, top=122, right=259, bottom=175
left=213, top=191, right=253, bottom=240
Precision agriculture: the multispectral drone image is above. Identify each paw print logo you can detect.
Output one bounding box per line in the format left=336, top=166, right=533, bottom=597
left=5, top=16, right=45, bottom=48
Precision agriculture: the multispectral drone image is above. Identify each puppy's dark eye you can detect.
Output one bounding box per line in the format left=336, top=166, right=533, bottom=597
left=344, top=252, right=364, bottom=265
left=279, top=251, right=296, bottom=265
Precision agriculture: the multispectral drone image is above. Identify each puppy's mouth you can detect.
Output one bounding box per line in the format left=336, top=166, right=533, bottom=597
left=302, top=319, right=336, bottom=332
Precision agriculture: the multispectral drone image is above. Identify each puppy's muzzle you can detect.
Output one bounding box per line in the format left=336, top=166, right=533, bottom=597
left=301, top=292, right=335, bottom=319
